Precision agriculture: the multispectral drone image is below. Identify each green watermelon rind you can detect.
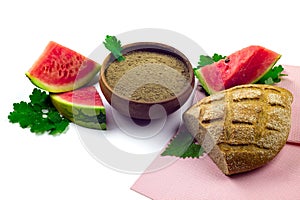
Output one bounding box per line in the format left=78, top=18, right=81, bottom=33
left=194, top=68, right=214, bottom=95
left=50, top=93, right=106, bottom=130
left=25, top=63, right=101, bottom=93
left=195, top=54, right=281, bottom=95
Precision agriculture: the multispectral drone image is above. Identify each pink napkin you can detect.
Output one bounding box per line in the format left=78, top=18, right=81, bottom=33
left=131, top=65, right=300, bottom=200
left=277, top=65, right=300, bottom=144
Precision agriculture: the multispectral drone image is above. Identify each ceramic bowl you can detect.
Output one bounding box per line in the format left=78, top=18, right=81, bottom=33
left=99, top=42, right=195, bottom=120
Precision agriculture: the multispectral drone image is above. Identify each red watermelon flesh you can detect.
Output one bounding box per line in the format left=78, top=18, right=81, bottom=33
left=58, top=86, right=104, bottom=106
left=26, top=41, right=101, bottom=93
left=196, top=46, right=281, bottom=94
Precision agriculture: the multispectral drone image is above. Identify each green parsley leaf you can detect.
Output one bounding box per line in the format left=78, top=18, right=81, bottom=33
left=161, top=130, right=204, bottom=159
left=212, top=53, right=226, bottom=62
left=8, top=88, right=70, bottom=136
left=255, top=65, right=287, bottom=85
left=49, top=119, right=69, bottom=136
left=29, top=88, right=48, bottom=106
left=30, top=118, right=55, bottom=134
left=197, top=53, right=226, bottom=68
left=180, top=142, right=204, bottom=158
left=103, top=35, right=125, bottom=62
left=197, top=55, right=214, bottom=68
left=48, top=111, right=63, bottom=123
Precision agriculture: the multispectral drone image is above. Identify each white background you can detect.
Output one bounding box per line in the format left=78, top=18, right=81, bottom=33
left=1, top=0, right=299, bottom=199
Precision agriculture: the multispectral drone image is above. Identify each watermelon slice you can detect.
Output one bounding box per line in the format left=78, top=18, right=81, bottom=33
left=195, top=46, right=281, bottom=94
left=26, top=41, right=101, bottom=93
left=50, top=86, right=106, bottom=130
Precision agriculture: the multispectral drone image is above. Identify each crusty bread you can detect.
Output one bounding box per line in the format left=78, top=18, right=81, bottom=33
left=183, top=84, right=293, bottom=175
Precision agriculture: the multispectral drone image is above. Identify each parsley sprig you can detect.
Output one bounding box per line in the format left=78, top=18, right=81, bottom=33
left=103, top=35, right=125, bottom=62
left=8, top=88, right=69, bottom=136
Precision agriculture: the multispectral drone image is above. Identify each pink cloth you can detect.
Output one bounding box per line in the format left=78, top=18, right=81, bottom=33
left=131, top=65, right=300, bottom=200
left=277, top=65, right=300, bottom=143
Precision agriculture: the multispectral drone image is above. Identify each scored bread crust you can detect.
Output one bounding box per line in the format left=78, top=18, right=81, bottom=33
left=183, top=84, right=293, bottom=175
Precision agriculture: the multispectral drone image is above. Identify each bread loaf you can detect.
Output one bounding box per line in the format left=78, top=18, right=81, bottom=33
left=183, top=84, right=293, bottom=175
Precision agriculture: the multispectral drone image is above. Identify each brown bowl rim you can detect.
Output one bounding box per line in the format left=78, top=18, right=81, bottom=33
left=100, top=42, right=195, bottom=105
